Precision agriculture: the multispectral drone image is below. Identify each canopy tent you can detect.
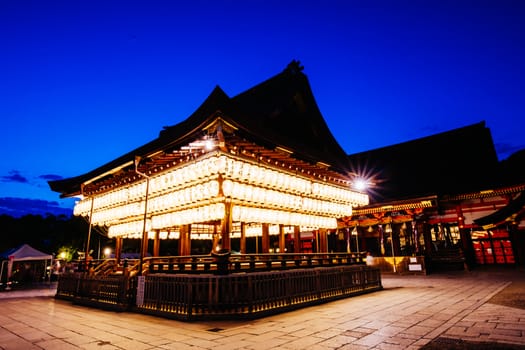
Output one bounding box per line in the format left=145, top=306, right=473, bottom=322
left=1, top=244, right=53, bottom=261
left=1, top=244, right=53, bottom=286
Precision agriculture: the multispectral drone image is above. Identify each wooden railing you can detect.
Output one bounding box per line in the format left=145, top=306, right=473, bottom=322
left=56, top=253, right=381, bottom=320
left=56, top=273, right=132, bottom=311
left=135, top=265, right=381, bottom=320
left=145, top=252, right=366, bottom=275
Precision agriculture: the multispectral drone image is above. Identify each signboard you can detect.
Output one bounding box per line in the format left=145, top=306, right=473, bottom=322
left=136, top=276, right=145, bottom=306
left=408, top=264, right=422, bottom=271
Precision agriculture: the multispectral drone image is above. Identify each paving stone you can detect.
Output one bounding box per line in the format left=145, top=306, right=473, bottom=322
left=1, top=271, right=525, bottom=350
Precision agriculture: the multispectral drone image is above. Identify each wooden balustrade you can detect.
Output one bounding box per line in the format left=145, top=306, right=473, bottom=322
left=135, top=265, right=381, bottom=320
left=56, top=273, right=131, bottom=311
left=144, top=252, right=366, bottom=275
left=55, top=252, right=381, bottom=321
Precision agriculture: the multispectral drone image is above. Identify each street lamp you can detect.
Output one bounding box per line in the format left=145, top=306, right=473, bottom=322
left=352, top=226, right=359, bottom=253
left=135, top=156, right=150, bottom=276
left=353, top=178, right=368, bottom=191
left=385, top=223, right=396, bottom=273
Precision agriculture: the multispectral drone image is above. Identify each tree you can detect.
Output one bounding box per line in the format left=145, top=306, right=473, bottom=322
left=0, top=214, right=106, bottom=258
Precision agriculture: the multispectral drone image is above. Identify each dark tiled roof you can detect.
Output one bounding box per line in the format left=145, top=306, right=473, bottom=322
left=159, top=61, right=351, bottom=171
left=228, top=62, right=350, bottom=171
left=49, top=61, right=352, bottom=197
left=499, top=149, right=525, bottom=186
left=48, top=86, right=231, bottom=196
left=348, top=121, right=500, bottom=203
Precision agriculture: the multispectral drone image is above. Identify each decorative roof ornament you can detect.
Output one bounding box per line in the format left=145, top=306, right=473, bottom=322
left=285, top=60, right=304, bottom=74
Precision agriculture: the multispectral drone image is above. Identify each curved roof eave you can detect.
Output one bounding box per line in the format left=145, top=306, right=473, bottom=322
left=48, top=86, right=231, bottom=197
left=49, top=62, right=354, bottom=197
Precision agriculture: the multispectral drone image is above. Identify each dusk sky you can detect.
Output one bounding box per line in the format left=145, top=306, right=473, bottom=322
left=1, top=0, right=524, bottom=217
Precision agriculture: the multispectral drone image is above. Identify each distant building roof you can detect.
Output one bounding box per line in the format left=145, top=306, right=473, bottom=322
left=348, top=121, right=500, bottom=203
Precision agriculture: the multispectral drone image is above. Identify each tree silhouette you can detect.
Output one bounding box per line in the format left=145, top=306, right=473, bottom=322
left=0, top=214, right=107, bottom=257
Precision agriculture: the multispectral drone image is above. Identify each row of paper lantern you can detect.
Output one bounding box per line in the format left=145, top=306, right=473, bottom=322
left=75, top=153, right=368, bottom=216
left=151, top=203, right=226, bottom=230
left=222, top=180, right=352, bottom=217
left=83, top=178, right=353, bottom=227
left=106, top=204, right=337, bottom=238
left=232, top=205, right=337, bottom=229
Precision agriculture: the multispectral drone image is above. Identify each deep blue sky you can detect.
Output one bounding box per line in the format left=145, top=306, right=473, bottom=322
left=1, top=0, right=524, bottom=217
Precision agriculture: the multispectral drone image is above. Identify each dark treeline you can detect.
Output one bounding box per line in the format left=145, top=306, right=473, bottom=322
left=0, top=214, right=106, bottom=258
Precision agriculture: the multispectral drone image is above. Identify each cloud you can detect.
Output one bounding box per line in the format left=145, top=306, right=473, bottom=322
left=1, top=170, right=28, bottom=183
left=0, top=197, right=73, bottom=217
left=39, top=174, right=64, bottom=181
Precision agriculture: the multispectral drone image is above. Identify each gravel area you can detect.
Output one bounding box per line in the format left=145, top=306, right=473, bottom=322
left=421, top=337, right=525, bottom=350
left=488, top=279, right=525, bottom=310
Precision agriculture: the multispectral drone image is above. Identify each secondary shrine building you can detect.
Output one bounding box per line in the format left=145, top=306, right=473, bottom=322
left=341, top=122, right=525, bottom=272
left=49, top=61, right=369, bottom=263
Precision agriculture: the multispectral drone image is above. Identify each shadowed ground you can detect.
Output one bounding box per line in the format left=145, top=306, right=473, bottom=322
left=421, top=267, right=525, bottom=350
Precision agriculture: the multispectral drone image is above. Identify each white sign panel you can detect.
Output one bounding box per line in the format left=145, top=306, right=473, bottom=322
left=408, top=264, right=422, bottom=271
left=136, top=276, right=145, bottom=306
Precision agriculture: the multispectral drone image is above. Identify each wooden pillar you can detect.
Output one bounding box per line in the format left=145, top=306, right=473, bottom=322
left=319, top=229, right=328, bottom=253
left=392, top=226, right=400, bottom=256
left=179, top=224, right=191, bottom=256
left=423, top=223, right=433, bottom=254
left=221, top=201, right=232, bottom=250
left=153, top=230, right=160, bottom=257
left=279, top=225, right=286, bottom=253
left=357, top=227, right=363, bottom=253
left=115, top=236, right=122, bottom=264
left=261, top=223, right=270, bottom=253
left=294, top=225, right=301, bottom=253
left=186, top=225, right=192, bottom=255
left=178, top=227, right=185, bottom=256
left=240, top=222, right=247, bottom=254
left=212, top=224, right=220, bottom=252
left=411, top=221, right=418, bottom=254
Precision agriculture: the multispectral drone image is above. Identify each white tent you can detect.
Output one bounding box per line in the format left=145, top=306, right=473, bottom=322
left=1, top=244, right=53, bottom=285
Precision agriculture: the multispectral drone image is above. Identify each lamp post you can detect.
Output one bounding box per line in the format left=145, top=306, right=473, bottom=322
left=135, top=156, right=150, bottom=276
left=85, top=195, right=94, bottom=271
left=385, top=223, right=396, bottom=273
left=352, top=226, right=359, bottom=253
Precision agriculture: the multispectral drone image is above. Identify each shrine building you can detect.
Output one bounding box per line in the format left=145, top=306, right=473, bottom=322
left=49, top=61, right=369, bottom=269
left=341, top=122, right=525, bottom=272
left=48, top=61, right=385, bottom=320
left=47, top=61, right=524, bottom=318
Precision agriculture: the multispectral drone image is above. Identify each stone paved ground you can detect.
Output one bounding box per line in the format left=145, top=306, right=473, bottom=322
left=0, top=268, right=524, bottom=349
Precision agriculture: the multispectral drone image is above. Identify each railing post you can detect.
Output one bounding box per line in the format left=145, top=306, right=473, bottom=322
left=187, top=279, right=193, bottom=320
left=212, top=249, right=230, bottom=275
